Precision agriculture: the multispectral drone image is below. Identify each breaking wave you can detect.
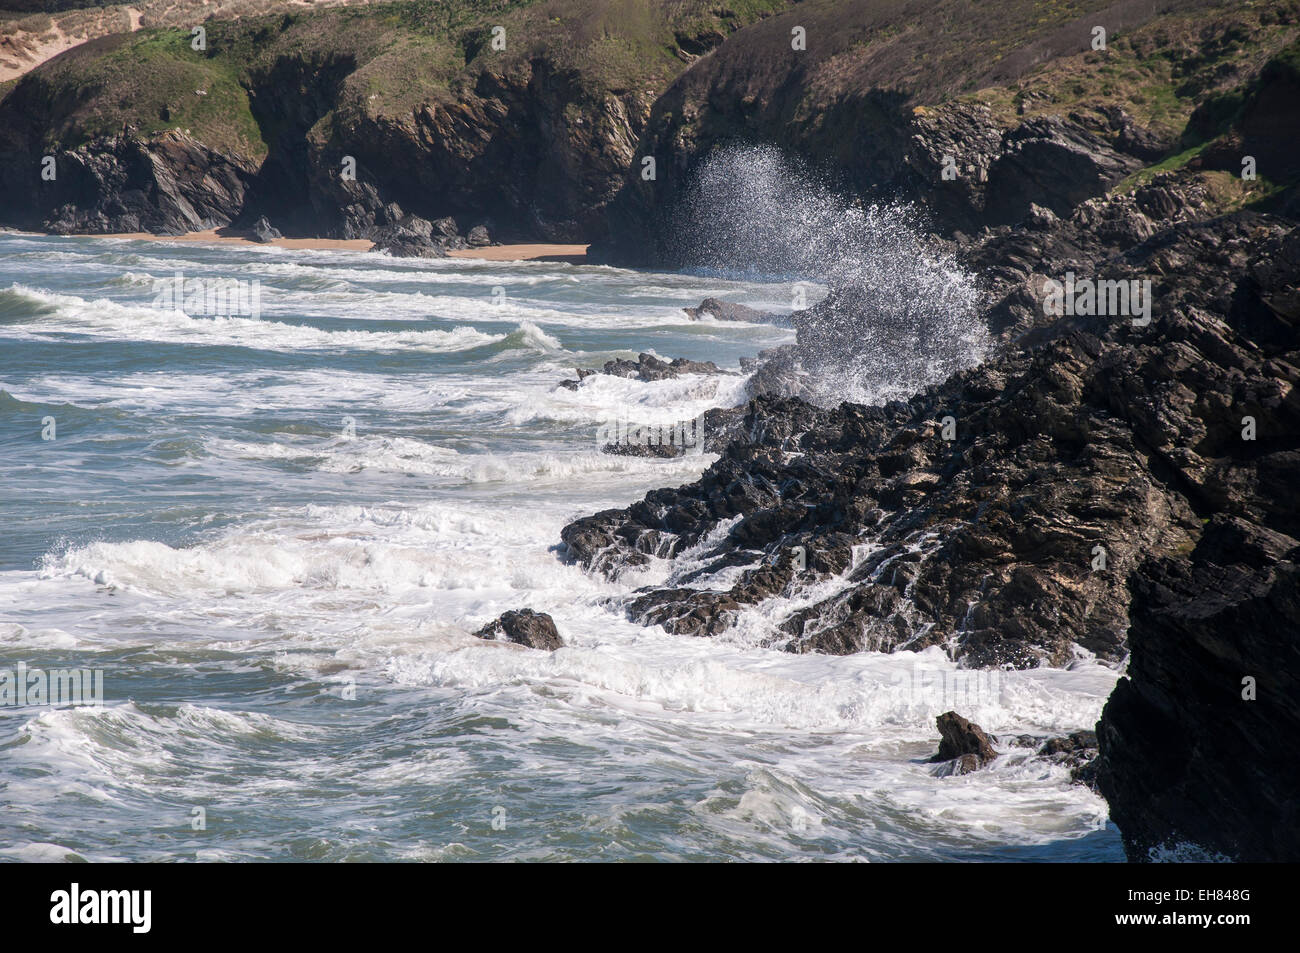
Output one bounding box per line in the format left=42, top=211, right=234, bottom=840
left=676, top=144, right=987, bottom=404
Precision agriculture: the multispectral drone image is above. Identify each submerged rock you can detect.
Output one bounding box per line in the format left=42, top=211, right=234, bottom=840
left=683, top=298, right=787, bottom=325
left=561, top=353, right=730, bottom=392
left=593, top=353, right=726, bottom=382
left=474, top=609, right=563, bottom=651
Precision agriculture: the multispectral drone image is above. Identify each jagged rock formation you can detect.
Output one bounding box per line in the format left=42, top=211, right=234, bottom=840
left=931, top=711, right=998, bottom=776
left=594, top=0, right=1297, bottom=265
left=35, top=131, right=257, bottom=235
left=1096, top=517, right=1300, bottom=861
left=563, top=193, right=1299, bottom=670
left=474, top=609, right=564, bottom=652
left=573, top=353, right=728, bottom=385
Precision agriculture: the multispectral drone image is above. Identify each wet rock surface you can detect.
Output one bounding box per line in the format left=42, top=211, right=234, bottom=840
left=564, top=207, right=1300, bottom=674
left=683, top=297, right=787, bottom=325
left=560, top=352, right=731, bottom=393
left=584, top=353, right=728, bottom=383
left=931, top=711, right=998, bottom=775
left=474, top=609, right=564, bottom=651
left=1096, top=515, right=1300, bottom=861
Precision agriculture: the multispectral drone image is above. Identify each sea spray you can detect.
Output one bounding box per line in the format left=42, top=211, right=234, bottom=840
left=675, top=144, right=987, bottom=405
left=0, top=232, right=1120, bottom=863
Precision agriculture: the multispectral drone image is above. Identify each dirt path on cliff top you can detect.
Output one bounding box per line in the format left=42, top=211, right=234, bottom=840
left=0, top=0, right=382, bottom=83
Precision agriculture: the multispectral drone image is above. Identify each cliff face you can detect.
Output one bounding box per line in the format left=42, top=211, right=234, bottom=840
left=1097, top=515, right=1300, bottom=861
left=0, top=2, right=792, bottom=239
left=301, top=56, right=654, bottom=241
left=594, top=0, right=1299, bottom=264
left=5, top=1, right=1295, bottom=243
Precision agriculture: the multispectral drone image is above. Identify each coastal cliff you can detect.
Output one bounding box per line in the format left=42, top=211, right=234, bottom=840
left=2, top=0, right=1298, bottom=862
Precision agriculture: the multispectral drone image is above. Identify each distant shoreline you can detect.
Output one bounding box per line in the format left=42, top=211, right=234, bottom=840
left=8, top=228, right=589, bottom=263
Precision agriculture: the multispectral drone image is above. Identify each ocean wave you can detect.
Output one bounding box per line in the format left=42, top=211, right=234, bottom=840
left=0, top=284, right=504, bottom=353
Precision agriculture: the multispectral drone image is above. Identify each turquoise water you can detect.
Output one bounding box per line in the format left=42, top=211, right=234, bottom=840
left=0, top=233, right=1123, bottom=861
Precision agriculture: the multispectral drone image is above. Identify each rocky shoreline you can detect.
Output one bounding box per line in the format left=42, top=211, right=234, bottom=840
left=3, top=0, right=1298, bottom=862
left=558, top=163, right=1299, bottom=861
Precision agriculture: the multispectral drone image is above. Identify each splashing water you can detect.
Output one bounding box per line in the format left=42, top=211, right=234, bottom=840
left=676, top=144, right=988, bottom=405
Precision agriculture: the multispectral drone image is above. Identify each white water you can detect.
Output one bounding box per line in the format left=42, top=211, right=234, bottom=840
left=0, top=233, right=1122, bottom=861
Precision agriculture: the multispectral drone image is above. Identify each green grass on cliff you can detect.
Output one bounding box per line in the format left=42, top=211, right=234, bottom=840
left=966, top=0, right=1300, bottom=143
left=2, top=0, right=794, bottom=161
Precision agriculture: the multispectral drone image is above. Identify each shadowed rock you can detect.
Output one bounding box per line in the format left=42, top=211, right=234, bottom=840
left=1096, top=517, right=1300, bottom=861
left=370, top=215, right=449, bottom=257
left=250, top=216, right=281, bottom=243
left=29, top=131, right=255, bottom=235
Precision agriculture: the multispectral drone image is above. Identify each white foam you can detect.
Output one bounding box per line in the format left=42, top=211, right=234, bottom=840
left=0, top=284, right=503, bottom=353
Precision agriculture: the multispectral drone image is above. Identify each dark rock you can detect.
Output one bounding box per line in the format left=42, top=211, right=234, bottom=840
left=984, top=117, right=1142, bottom=225
left=373, top=237, right=447, bottom=258
left=562, top=211, right=1299, bottom=671
left=467, top=224, right=492, bottom=247
left=931, top=711, right=998, bottom=775
left=1099, top=105, right=1172, bottom=162
left=1038, top=730, right=1101, bottom=789
left=431, top=216, right=460, bottom=238
left=250, top=215, right=282, bottom=243
left=569, top=352, right=728, bottom=386
left=16, top=131, right=256, bottom=236
left=1038, top=730, right=1098, bottom=760
left=474, top=609, right=563, bottom=651
left=1096, top=516, right=1300, bottom=861
left=683, top=297, right=787, bottom=325
left=369, top=216, right=448, bottom=257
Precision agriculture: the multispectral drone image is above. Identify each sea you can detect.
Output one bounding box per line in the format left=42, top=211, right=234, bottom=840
left=0, top=232, right=1124, bottom=861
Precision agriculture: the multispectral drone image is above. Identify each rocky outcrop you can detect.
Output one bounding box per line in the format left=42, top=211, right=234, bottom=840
left=1096, top=515, right=1300, bottom=861
left=561, top=352, right=731, bottom=393
left=563, top=203, right=1299, bottom=669
left=250, top=215, right=282, bottom=243
left=683, top=298, right=786, bottom=325
left=598, top=91, right=1145, bottom=266
left=589, top=353, right=727, bottom=383
left=592, top=1, right=1300, bottom=267
left=931, top=711, right=998, bottom=776
left=982, top=117, right=1142, bottom=226
left=0, top=5, right=790, bottom=241
left=474, top=609, right=564, bottom=651
left=20, top=131, right=256, bottom=235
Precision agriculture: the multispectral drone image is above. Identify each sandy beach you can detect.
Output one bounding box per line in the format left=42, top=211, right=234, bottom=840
left=43, top=228, right=588, bottom=262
